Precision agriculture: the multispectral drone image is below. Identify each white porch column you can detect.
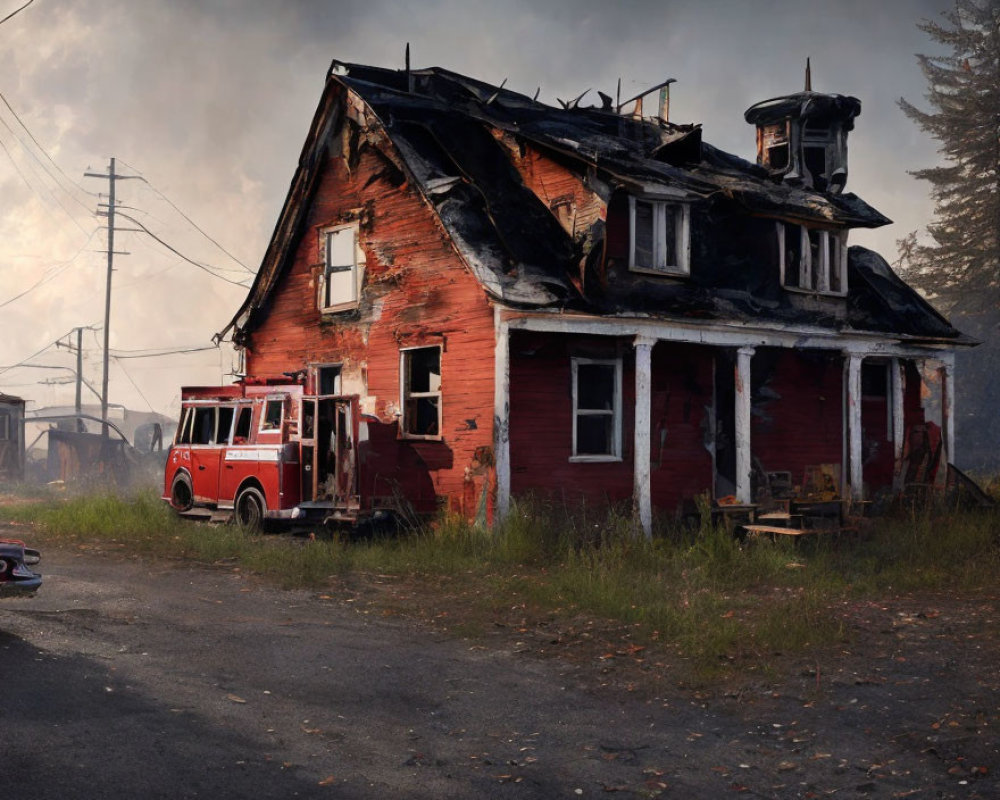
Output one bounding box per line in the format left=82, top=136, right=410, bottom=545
left=735, top=346, right=754, bottom=504
left=940, top=355, right=955, bottom=469
left=845, top=351, right=863, bottom=500
left=493, top=307, right=511, bottom=525
left=891, top=357, right=905, bottom=465
left=633, top=337, right=654, bottom=538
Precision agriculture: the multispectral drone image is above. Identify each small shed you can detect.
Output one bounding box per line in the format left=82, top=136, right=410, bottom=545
left=0, top=393, right=25, bottom=481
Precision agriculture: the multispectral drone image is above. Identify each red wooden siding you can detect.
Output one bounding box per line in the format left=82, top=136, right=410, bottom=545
left=508, top=334, right=713, bottom=516
left=245, top=138, right=497, bottom=515
left=508, top=332, right=634, bottom=508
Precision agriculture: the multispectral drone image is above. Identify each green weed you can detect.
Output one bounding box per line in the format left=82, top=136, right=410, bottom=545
left=2, top=488, right=998, bottom=683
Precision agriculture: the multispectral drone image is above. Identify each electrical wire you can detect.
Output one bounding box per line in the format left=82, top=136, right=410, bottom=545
left=118, top=159, right=255, bottom=274
left=115, top=211, right=252, bottom=287
left=112, top=356, right=155, bottom=413
left=0, top=109, right=93, bottom=221
left=109, top=345, right=218, bottom=359
left=0, top=0, right=34, bottom=27
left=0, top=333, right=68, bottom=377
left=0, top=124, right=91, bottom=236
left=0, top=227, right=101, bottom=309
left=0, top=90, right=95, bottom=207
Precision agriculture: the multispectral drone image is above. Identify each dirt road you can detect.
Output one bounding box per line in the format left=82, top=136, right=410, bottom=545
left=1, top=535, right=998, bottom=798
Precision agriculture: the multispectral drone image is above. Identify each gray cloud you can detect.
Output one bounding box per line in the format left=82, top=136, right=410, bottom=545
left=0, top=0, right=957, bottom=417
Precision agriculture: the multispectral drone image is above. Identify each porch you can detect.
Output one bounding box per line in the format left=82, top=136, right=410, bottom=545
left=495, top=310, right=955, bottom=536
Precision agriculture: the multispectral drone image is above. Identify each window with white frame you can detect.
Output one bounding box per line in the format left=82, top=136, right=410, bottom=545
left=401, top=346, right=442, bottom=438
left=777, top=222, right=847, bottom=295
left=320, top=224, right=362, bottom=311
left=571, top=357, right=622, bottom=460
left=628, top=196, right=690, bottom=276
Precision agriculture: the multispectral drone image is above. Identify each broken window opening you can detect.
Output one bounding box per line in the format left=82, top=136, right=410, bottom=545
left=401, top=346, right=442, bottom=438
left=176, top=407, right=193, bottom=445
left=233, top=406, right=252, bottom=443
left=777, top=223, right=847, bottom=296
left=216, top=406, right=235, bottom=445
left=761, top=122, right=791, bottom=173
left=261, top=399, right=283, bottom=432
left=320, top=224, right=361, bottom=312
left=628, top=196, right=689, bottom=276
left=803, top=144, right=828, bottom=192
left=0, top=412, right=9, bottom=441
left=571, top=357, right=622, bottom=461
left=192, top=407, right=216, bottom=445
left=317, top=364, right=342, bottom=395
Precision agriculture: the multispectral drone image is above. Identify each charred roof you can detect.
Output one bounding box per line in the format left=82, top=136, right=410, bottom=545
left=224, top=61, right=965, bottom=347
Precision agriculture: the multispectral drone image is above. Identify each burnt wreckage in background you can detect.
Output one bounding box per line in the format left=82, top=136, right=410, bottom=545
left=165, top=61, right=970, bottom=533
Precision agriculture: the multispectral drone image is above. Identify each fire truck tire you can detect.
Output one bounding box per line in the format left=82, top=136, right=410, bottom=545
left=234, top=486, right=266, bottom=530
left=169, top=472, right=194, bottom=512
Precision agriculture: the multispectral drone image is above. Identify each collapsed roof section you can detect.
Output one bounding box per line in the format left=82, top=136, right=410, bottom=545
left=224, top=61, right=964, bottom=346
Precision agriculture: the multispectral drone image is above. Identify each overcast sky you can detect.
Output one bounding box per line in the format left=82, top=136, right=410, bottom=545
left=0, top=0, right=953, bottom=421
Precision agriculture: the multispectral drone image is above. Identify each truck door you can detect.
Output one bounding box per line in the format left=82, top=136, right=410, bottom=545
left=219, top=403, right=255, bottom=504
left=312, top=395, right=359, bottom=511
left=189, top=405, right=229, bottom=504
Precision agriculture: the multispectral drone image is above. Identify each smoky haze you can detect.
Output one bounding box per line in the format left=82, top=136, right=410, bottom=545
left=0, top=0, right=952, bottom=419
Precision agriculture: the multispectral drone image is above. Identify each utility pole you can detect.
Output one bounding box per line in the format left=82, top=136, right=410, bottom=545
left=74, top=326, right=83, bottom=430
left=53, top=326, right=92, bottom=432
left=84, top=158, right=137, bottom=437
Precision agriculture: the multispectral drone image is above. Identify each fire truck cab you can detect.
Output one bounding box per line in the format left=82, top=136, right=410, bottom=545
left=163, top=384, right=362, bottom=528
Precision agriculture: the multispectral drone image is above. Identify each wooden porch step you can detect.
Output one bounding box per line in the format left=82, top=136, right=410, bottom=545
left=742, top=524, right=814, bottom=537
left=757, top=511, right=805, bottom=526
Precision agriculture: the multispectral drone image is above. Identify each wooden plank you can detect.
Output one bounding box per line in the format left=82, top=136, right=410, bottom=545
left=742, top=524, right=814, bottom=537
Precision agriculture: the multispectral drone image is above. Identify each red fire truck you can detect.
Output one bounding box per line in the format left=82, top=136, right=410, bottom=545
left=163, top=384, right=368, bottom=528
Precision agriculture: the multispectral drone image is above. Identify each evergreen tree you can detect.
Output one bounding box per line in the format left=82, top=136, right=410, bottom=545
left=898, top=0, right=1000, bottom=312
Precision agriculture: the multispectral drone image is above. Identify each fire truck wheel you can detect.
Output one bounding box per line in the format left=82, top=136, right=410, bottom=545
left=169, top=472, right=194, bottom=512
left=235, top=487, right=266, bottom=531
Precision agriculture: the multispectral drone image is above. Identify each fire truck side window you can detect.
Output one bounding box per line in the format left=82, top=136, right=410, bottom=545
left=262, top=399, right=283, bottom=431
left=233, top=406, right=252, bottom=442
left=193, top=407, right=216, bottom=445
left=216, top=407, right=235, bottom=444
left=177, top=408, right=193, bottom=444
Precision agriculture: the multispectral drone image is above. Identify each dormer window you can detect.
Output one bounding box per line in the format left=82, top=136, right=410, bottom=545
left=319, top=224, right=363, bottom=312
left=777, top=222, right=846, bottom=295
left=628, top=196, right=690, bottom=276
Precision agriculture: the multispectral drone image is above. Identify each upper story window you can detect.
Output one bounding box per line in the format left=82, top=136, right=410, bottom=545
left=400, top=346, right=442, bottom=439
left=320, top=224, right=362, bottom=312
left=628, top=196, right=690, bottom=277
left=570, top=357, right=622, bottom=462
left=777, top=223, right=847, bottom=296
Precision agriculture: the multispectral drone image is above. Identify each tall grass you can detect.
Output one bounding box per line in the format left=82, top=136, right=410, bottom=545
left=2, top=487, right=997, bottom=681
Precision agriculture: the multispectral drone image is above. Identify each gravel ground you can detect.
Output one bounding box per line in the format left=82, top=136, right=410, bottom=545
left=1, top=529, right=998, bottom=799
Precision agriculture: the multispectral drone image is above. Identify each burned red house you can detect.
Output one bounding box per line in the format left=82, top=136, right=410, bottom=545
left=195, top=61, right=969, bottom=533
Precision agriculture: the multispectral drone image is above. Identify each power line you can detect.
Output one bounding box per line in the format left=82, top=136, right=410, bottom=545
left=0, top=0, right=34, bottom=27
left=0, top=107, right=93, bottom=218
left=0, top=90, right=95, bottom=206
left=112, top=356, right=154, bottom=413
left=0, top=122, right=91, bottom=236
left=0, top=331, right=73, bottom=377
left=0, top=227, right=101, bottom=309
left=116, top=211, right=252, bottom=287
left=118, top=158, right=255, bottom=274
left=110, top=345, right=218, bottom=359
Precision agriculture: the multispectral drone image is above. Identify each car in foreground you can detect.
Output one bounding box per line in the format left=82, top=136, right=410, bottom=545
left=0, top=538, right=41, bottom=595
